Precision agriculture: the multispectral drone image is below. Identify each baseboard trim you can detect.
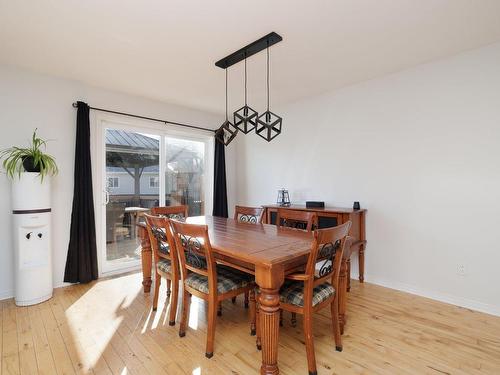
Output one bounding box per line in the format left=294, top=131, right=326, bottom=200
left=352, top=272, right=500, bottom=317
left=0, top=290, right=13, bottom=301
left=3, top=271, right=499, bottom=317
left=0, top=282, right=67, bottom=302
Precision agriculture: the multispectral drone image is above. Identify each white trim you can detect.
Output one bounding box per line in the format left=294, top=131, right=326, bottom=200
left=351, top=271, right=500, bottom=317
left=91, top=111, right=213, bottom=278
left=0, top=290, right=13, bottom=301
left=3, top=270, right=498, bottom=318
left=99, top=264, right=142, bottom=278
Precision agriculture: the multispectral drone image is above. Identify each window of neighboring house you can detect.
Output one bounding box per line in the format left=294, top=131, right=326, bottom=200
left=149, top=176, right=160, bottom=188
left=107, top=177, right=119, bottom=188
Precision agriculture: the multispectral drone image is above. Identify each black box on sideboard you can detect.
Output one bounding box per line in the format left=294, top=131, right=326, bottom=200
left=305, top=201, right=325, bottom=208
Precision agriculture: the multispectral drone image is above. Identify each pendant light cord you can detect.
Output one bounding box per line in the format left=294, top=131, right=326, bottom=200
left=266, top=45, right=270, bottom=112
left=244, top=56, right=248, bottom=106
left=225, top=68, right=228, bottom=121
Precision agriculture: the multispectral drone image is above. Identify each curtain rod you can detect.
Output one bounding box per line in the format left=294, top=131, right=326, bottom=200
left=72, top=102, right=216, bottom=133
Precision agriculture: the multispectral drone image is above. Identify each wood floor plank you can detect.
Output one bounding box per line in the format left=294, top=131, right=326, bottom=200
left=1, top=273, right=500, bottom=375
left=27, top=304, right=57, bottom=375
left=38, top=300, right=76, bottom=375
left=16, top=306, right=38, bottom=375
left=48, top=290, right=93, bottom=374
left=2, top=300, right=20, bottom=375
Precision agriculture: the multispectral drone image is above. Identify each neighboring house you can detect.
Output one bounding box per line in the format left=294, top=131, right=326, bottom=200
left=106, top=166, right=161, bottom=196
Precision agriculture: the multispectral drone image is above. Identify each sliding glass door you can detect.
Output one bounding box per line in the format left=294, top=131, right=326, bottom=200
left=96, top=119, right=211, bottom=275
left=165, top=136, right=206, bottom=216
left=104, top=128, right=160, bottom=269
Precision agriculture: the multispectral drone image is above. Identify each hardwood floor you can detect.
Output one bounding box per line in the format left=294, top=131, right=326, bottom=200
left=2, top=272, right=500, bottom=375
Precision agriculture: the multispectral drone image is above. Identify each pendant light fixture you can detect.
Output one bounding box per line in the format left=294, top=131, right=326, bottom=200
left=215, top=68, right=238, bottom=146
left=214, top=32, right=283, bottom=146
left=256, top=45, right=282, bottom=142
left=233, top=55, right=258, bottom=133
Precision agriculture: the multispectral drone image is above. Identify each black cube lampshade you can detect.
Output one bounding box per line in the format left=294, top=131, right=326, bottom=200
left=215, top=120, right=238, bottom=146
left=233, top=105, right=258, bottom=134
left=256, top=110, right=282, bottom=142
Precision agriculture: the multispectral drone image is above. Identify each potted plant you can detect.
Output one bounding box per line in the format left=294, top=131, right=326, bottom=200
left=0, top=128, right=58, bottom=181
left=2, top=129, right=57, bottom=306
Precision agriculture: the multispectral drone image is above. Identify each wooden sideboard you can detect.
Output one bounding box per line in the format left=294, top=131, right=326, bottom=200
left=262, top=204, right=367, bottom=284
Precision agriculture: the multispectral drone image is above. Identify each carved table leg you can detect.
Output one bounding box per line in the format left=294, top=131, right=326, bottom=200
left=138, top=225, right=152, bottom=293
left=256, top=265, right=284, bottom=375
left=338, top=258, right=348, bottom=335
left=259, top=288, right=280, bottom=375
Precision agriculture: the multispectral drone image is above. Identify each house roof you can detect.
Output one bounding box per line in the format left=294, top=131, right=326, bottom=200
left=105, top=129, right=203, bottom=172
left=106, top=129, right=159, bottom=150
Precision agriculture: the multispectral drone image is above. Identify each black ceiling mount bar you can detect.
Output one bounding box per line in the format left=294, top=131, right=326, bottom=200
left=215, top=32, right=283, bottom=69
left=72, top=102, right=216, bottom=133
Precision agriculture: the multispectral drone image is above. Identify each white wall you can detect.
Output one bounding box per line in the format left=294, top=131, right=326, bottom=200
left=0, top=64, right=234, bottom=299
left=234, top=42, right=500, bottom=316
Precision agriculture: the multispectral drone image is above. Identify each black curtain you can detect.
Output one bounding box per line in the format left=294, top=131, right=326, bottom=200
left=64, top=101, right=98, bottom=283
left=212, top=137, right=228, bottom=217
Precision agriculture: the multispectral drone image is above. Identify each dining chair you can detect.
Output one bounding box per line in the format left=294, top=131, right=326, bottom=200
left=106, top=201, right=130, bottom=243
left=170, top=219, right=255, bottom=358
left=276, top=208, right=317, bottom=326
left=148, top=205, right=188, bottom=312
left=256, top=221, right=352, bottom=375
left=276, top=208, right=317, bottom=232
left=154, top=205, right=231, bottom=317
left=151, top=205, right=189, bottom=220
left=144, top=214, right=180, bottom=326
left=230, top=205, right=264, bottom=307
left=234, top=205, right=264, bottom=224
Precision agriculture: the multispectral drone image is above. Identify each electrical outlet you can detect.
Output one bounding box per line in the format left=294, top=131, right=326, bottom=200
left=457, top=265, right=466, bottom=276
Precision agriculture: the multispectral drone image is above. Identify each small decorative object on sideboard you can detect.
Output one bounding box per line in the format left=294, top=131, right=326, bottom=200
left=306, top=201, right=325, bottom=208
left=277, top=188, right=291, bottom=207
left=353, top=201, right=361, bottom=210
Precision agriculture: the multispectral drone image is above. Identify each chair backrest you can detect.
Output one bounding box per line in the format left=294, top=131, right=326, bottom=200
left=169, top=220, right=217, bottom=290
left=306, top=221, right=351, bottom=291
left=151, top=205, right=189, bottom=221
left=276, top=208, right=316, bottom=232
left=144, top=214, right=179, bottom=275
left=234, top=205, right=264, bottom=224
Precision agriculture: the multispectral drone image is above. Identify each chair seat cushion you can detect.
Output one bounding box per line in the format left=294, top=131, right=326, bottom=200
left=185, top=266, right=252, bottom=294
left=279, top=281, right=335, bottom=307
left=156, top=259, right=172, bottom=274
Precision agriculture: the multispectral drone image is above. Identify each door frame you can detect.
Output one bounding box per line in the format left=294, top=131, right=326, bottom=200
left=91, top=111, right=214, bottom=277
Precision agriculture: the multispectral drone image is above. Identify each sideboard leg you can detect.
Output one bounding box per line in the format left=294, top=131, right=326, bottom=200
left=358, top=245, right=365, bottom=283
left=347, top=259, right=351, bottom=292
left=339, top=258, right=348, bottom=334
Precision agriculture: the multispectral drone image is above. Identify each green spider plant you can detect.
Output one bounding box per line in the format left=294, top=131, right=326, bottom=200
left=0, top=129, right=58, bottom=181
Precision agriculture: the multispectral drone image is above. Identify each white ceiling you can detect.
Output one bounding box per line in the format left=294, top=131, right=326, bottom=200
left=1, top=0, right=500, bottom=115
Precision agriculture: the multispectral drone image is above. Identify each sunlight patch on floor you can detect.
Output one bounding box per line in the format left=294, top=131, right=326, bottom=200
left=189, top=297, right=200, bottom=330
left=192, top=366, right=201, bottom=375
left=142, top=308, right=153, bottom=332
left=64, top=273, right=141, bottom=369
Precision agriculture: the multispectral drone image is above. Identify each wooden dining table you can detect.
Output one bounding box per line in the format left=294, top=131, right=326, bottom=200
left=137, top=215, right=353, bottom=375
